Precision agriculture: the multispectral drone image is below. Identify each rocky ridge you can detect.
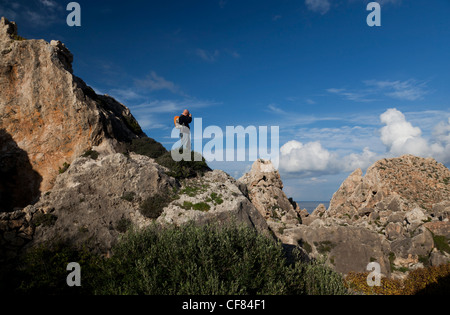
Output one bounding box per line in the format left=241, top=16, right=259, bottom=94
left=284, top=155, right=450, bottom=278
left=0, top=17, right=145, bottom=211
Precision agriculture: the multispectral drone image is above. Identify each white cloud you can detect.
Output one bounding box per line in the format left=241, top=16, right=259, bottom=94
left=135, top=71, right=181, bottom=94
left=365, top=79, right=429, bottom=101
left=328, top=79, right=429, bottom=103
left=380, top=108, right=426, bottom=156
left=326, top=88, right=375, bottom=102
left=279, top=141, right=333, bottom=173
left=272, top=15, right=282, bottom=21
left=39, top=0, right=58, bottom=8
left=434, top=118, right=450, bottom=145
left=277, top=108, right=450, bottom=178
left=380, top=108, right=450, bottom=163
left=277, top=140, right=377, bottom=177
left=305, top=0, right=331, bottom=15
left=196, top=49, right=220, bottom=63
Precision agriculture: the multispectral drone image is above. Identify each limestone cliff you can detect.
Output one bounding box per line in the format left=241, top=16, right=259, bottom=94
left=0, top=17, right=145, bottom=210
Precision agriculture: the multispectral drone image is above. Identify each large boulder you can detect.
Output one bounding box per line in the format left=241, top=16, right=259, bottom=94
left=27, top=153, right=177, bottom=254
left=284, top=225, right=391, bottom=275
left=237, top=159, right=302, bottom=242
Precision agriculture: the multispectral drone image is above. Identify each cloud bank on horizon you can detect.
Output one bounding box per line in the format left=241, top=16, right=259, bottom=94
left=277, top=108, right=450, bottom=178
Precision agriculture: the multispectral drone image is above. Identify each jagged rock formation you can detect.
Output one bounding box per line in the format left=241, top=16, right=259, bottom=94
left=238, top=159, right=302, bottom=242
left=0, top=17, right=145, bottom=209
left=327, top=154, right=450, bottom=218
left=286, top=155, right=450, bottom=278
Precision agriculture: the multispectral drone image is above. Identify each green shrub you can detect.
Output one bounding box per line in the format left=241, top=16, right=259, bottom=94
left=433, top=234, right=450, bottom=255
left=82, top=150, right=99, bottom=160
left=8, top=243, right=103, bottom=295
left=12, top=34, right=26, bottom=41
left=139, top=193, right=172, bottom=219
left=127, top=138, right=167, bottom=159
left=98, top=222, right=349, bottom=295
left=156, top=151, right=211, bottom=179
left=1, top=222, right=350, bottom=295
left=121, top=191, right=136, bottom=202
left=123, top=116, right=143, bottom=135
left=58, top=162, right=70, bottom=174
left=116, top=218, right=132, bottom=233
left=32, top=213, right=58, bottom=227
left=209, top=192, right=223, bottom=205
left=180, top=201, right=210, bottom=212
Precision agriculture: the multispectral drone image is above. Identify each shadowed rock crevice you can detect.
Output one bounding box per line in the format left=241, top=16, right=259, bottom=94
left=0, top=129, right=42, bottom=212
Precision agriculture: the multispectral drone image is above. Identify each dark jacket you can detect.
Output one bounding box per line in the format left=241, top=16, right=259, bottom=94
left=179, top=114, right=192, bottom=129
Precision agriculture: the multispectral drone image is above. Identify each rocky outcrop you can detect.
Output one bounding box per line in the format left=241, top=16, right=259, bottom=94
left=292, top=155, right=450, bottom=277
left=238, top=159, right=302, bottom=242
left=327, top=154, right=450, bottom=218
left=1, top=18, right=449, bottom=282
left=158, top=169, right=270, bottom=236
left=13, top=154, right=268, bottom=256
left=284, top=225, right=391, bottom=275
left=25, top=153, right=176, bottom=254
left=0, top=17, right=145, bottom=210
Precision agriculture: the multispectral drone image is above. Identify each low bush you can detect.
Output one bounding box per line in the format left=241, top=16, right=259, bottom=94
left=32, top=213, right=58, bottom=227
left=58, top=162, right=70, bottom=174
left=98, top=222, right=349, bottom=295
left=82, top=150, right=99, bottom=160
left=140, top=193, right=172, bottom=219
left=156, top=151, right=211, bottom=179
left=2, top=222, right=350, bottom=295
left=126, top=138, right=167, bottom=159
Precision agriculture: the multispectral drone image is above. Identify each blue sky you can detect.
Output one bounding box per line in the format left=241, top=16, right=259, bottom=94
left=2, top=0, right=450, bottom=201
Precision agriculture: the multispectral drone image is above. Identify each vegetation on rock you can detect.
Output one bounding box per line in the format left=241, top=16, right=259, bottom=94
left=1, top=222, right=350, bottom=295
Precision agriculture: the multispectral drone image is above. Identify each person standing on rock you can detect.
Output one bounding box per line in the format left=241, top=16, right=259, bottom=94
left=179, top=109, right=192, bottom=153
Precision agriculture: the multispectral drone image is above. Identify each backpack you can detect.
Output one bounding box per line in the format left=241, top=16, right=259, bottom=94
left=174, top=116, right=182, bottom=129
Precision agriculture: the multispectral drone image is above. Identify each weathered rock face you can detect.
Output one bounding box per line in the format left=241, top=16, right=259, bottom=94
left=27, top=153, right=177, bottom=254
left=158, top=169, right=270, bottom=236
left=238, top=159, right=302, bottom=242
left=0, top=17, right=145, bottom=210
left=284, top=225, right=391, bottom=275
left=18, top=155, right=269, bottom=256
left=327, top=155, right=450, bottom=218
left=296, top=155, right=450, bottom=277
